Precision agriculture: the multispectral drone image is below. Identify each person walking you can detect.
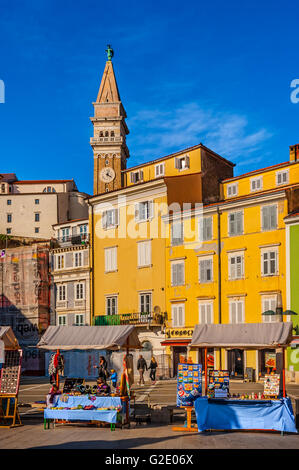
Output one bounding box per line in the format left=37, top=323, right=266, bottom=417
left=137, top=354, right=148, bottom=386
left=94, top=355, right=110, bottom=380
left=149, top=356, right=158, bottom=384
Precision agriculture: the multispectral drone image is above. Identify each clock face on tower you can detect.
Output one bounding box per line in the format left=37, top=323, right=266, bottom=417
left=100, top=167, right=116, bottom=183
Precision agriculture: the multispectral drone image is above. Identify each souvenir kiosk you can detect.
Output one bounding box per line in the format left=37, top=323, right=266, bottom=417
left=37, top=325, right=141, bottom=430
left=0, top=326, right=23, bottom=428
left=189, top=322, right=297, bottom=434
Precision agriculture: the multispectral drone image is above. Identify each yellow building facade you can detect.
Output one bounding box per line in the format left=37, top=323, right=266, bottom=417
left=88, top=51, right=299, bottom=380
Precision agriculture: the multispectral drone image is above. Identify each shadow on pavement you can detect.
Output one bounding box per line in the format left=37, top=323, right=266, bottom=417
left=29, top=432, right=190, bottom=449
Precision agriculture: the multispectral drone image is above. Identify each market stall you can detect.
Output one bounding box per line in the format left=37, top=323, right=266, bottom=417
left=189, top=322, right=298, bottom=434
left=0, top=326, right=23, bottom=428
left=37, top=325, right=141, bottom=430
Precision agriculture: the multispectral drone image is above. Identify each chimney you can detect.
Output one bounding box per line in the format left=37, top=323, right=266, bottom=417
left=289, top=144, right=299, bottom=162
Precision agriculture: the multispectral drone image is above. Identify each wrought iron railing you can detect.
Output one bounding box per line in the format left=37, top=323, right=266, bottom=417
left=94, top=312, right=167, bottom=326
left=57, top=234, right=89, bottom=246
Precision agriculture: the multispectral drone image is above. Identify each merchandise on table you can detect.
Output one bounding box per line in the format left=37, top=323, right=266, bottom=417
left=176, top=363, right=202, bottom=406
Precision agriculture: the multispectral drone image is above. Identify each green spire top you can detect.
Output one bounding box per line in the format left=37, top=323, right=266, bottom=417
left=106, top=44, right=114, bottom=61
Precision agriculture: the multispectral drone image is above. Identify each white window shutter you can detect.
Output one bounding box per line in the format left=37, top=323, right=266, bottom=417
left=135, top=203, right=140, bottom=222
left=130, top=173, right=135, bottom=183
left=185, top=155, right=190, bottom=168
left=139, top=170, right=144, bottom=181
left=149, top=201, right=154, bottom=219
left=174, top=157, right=179, bottom=169
left=102, top=211, right=107, bottom=229
left=114, top=209, right=119, bottom=226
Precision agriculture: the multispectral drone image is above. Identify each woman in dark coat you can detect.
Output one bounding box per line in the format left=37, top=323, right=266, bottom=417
left=149, top=356, right=158, bottom=383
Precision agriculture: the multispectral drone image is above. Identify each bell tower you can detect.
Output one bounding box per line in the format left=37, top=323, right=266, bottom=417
left=91, top=45, right=130, bottom=195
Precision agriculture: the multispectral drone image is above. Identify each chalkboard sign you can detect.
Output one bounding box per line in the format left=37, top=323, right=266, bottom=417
left=62, top=377, right=85, bottom=393
left=264, top=374, right=280, bottom=397
left=0, top=349, right=22, bottom=395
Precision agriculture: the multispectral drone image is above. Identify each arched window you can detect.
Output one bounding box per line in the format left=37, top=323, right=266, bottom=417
left=111, top=131, right=115, bottom=137
left=99, top=131, right=104, bottom=137
left=105, top=131, right=109, bottom=137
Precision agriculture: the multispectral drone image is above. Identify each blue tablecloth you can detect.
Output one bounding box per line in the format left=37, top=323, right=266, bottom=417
left=194, top=397, right=298, bottom=433
left=44, top=395, right=123, bottom=424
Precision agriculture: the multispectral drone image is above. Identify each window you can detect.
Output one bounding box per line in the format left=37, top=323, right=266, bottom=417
left=43, top=186, right=56, bottom=193
left=75, top=314, right=84, bottom=326
left=7, top=214, right=12, bottom=223
left=228, top=253, right=244, bottom=280
left=1, top=184, right=5, bottom=193
left=135, top=201, right=153, bottom=222
left=199, top=217, right=212, bottom=241
left=102, top=209, right=119, bottom=229
left=228, top=211, right=243, bottom=236
left=250, top=176, right=263, bottom=192
left=74, top=252, right=83, bottom=267
left=58, top=285, right=66, bottom=301
left=199, top=257, right=213, bottom=283
left=261, top=249, right=278, bottom=276
left=106, top=296, right=118, bottom=315
left=75, top=283, right=84, bottom=300
left=61, top=227, right=70, bottom=242
left=262, top=296, right=277, bottom=322
left=35, top=199, right=39, bottom=205
left=199, top=302, right=213, bottom=324
left=138, top=240, right=152, bottom=267
left=229, top=300, right=245, bottom=323
left=171, top=260, right=185, bottom=286
left=261, top=205, right=277, bottom=231
left=79, top=224, right=87, bottom=236
left=34, top=213, right=40, bottom=222
left=175, top=156, right=190, bottom=170
left=227, top=183, right=238, bottom=198
left=7, top=199, right=11, bottom=205
left=57, top=254, right=65, bottom=270
left=58, top=315, right=67, bottom=326
left=130, top=170, right=143, bottom=184
left=276, top=169, right=289, bottom=186
left=105, top=247, right=117, bottom=272
left=35, top=227, right=39, bottom=234
left=139, top=292, right=152, bottom=314
left=171, top=303, right=185, bottom=327
left=155, top=163, right=165, bottom=177
left=171, top=221, right=184, bottom=246
left=6, top=228, right=11, bottom=234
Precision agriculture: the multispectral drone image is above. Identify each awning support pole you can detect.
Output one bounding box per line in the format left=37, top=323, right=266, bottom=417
left=56, top=349, right=60, bottom=389
left=282, top=347, right=286, bottom=398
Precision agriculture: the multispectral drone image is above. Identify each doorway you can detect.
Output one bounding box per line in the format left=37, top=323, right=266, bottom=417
left=227, top=349, right=244, bottom=379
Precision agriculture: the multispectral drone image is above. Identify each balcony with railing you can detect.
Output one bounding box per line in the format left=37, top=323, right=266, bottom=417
left=94, top=311, right=167, bottom=327
left=57, top=233, right=89, bottom=247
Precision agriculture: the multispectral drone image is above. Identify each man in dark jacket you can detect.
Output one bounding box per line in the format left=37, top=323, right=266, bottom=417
left=137, top=355, right=148, bottom=386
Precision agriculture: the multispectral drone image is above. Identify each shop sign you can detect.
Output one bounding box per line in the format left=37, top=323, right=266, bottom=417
left=166, top=328, right=194, bottom=339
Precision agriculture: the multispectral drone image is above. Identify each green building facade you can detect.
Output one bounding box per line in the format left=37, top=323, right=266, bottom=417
left=285, top=213, right=299, bottom=379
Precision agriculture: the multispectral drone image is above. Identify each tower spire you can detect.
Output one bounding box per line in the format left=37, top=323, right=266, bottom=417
left=90, top=46, right=130, bottom=195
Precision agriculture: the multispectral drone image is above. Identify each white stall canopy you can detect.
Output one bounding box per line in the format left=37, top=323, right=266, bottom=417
left=190, top=322, right=293, bottom=349
left=37, top=325, right=142, bottom=351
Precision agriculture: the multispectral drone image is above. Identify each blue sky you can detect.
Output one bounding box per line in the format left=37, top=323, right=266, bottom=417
left=0, top=0, right=298, bottom=195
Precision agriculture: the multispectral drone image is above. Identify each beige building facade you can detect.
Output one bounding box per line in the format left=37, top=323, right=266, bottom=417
left=0, top=174, right=89, bottom=239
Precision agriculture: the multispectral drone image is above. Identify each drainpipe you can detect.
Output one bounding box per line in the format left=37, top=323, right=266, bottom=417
left=217, top=206, right=222, bottom=369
